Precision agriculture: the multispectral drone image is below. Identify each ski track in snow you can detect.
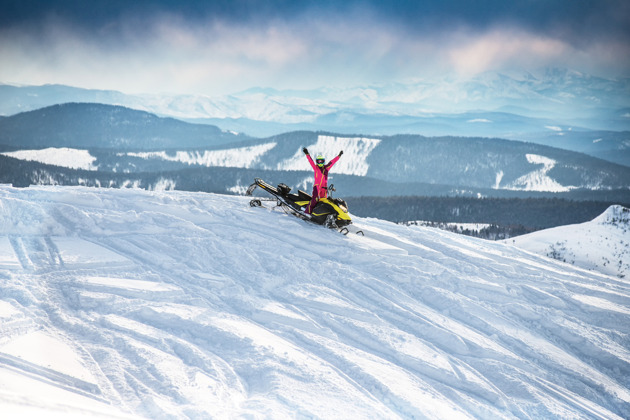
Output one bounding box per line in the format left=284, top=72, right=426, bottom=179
left=0, top=185, right=629, bottom=419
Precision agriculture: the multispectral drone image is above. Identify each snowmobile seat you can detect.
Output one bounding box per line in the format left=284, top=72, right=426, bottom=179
left=286, top=189, right=311, bottom=203
left=277, top=183, right=291, bottom=196
left=296, top=190, right=311, bottom=201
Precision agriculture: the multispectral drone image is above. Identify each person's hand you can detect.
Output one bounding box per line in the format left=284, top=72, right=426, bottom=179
left=303, top=147, right=309, bottom=155
left=338, top=150, right=344, bottom=156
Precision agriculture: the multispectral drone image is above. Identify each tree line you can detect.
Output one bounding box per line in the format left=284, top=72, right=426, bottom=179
left=346, top=195, right=628, bottom=230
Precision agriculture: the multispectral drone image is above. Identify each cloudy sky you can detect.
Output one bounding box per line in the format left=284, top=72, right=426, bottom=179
left=1, top=0, right=629, bottom=95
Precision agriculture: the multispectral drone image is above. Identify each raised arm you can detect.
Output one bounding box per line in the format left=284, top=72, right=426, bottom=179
left=326, top=150, right=343, bottom=169
left=303, top=147, right=317, bottom=170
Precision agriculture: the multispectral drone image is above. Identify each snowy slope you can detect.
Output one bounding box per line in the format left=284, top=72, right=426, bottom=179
left=277, top=135, right=381, bottom=176
left=503, top=154, right=573, bottom=192
left=1, top=148, right=98, bottom=171
left=1, top=185, right=629, bottom=419
left=126, top=143, right=278, bottom=170
left=508, top=205, right=630, bottom=279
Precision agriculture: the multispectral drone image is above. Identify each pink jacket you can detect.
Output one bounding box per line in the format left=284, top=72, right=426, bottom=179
left=306, top=154, right=340, bottom=199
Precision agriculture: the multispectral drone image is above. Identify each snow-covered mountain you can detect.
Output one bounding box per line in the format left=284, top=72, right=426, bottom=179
left=1, top=185, right=629, bottom=419
left=2, top=104, right=628, bottom=193
left=2, top=68, right=629, bottom=159
left=508, top=205, right=630, bottom=278
left=3, top=69, right=628, bottom=123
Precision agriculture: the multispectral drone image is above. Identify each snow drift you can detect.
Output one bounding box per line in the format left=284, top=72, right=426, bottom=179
left=0, top=185, right=629, bottom=419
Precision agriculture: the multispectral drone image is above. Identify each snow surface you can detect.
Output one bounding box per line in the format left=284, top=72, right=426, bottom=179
left=0, top=185, right=629, bottom=419
left=1, top=148, right=98, bottom=171
left=509, top=205, right=630, bottom=279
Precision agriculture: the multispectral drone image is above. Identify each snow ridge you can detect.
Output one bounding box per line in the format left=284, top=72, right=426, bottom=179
left=594, top=205, right=630, bottom=226
left=0, top=185, right=629, bottom=419
left=509, top=205, right=630, bottom=278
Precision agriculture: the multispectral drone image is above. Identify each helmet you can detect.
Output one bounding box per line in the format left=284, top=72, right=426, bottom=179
left=316, top=154, right=325, bottom=166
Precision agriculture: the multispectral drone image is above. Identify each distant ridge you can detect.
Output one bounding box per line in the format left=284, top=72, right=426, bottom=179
left=1, top=68, right=629, bottom=165
left=1, top=103, right=629, bottom=194
left=0, top=103, right=249, bottom=150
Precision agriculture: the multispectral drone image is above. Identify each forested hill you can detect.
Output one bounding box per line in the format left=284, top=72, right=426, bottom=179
left=0, top=103, right=249, bottom=150
left=1, top=103, right=628, bottom=192
left=347, top=195, right=628, bottom=229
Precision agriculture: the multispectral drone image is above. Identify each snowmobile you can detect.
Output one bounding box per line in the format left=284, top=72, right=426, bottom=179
left=246, top=178, right=356, bottom=232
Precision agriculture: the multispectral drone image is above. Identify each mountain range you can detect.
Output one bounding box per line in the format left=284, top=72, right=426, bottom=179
left=2, top=68, right=629, bottom=165
left=1, top=103, right=629, bottom=196
left=1, top=86, right=629, bottom=233
left=0, top=102, right=248, bottom=150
